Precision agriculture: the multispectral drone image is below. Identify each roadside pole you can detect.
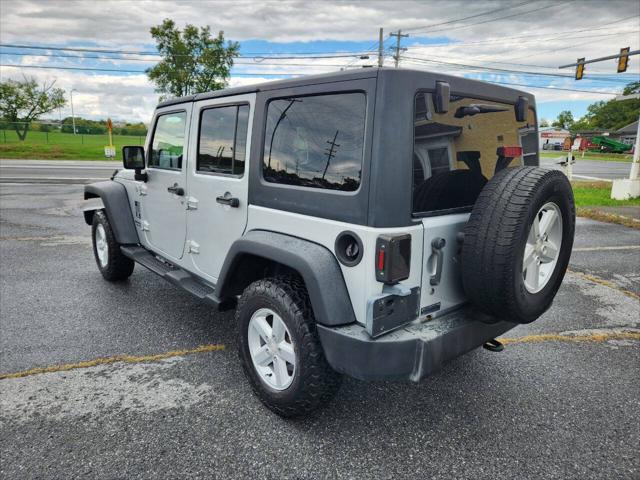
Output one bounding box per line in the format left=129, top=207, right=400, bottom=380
left=567, top=147, right=573, bottom=181
left=104, top=118, right=116, bottom=159
left=378, top=28, right=384, bottom=67
left=611, top=94, right=640, bottom=199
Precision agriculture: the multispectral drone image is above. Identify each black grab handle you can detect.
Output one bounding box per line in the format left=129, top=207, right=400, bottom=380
left=216, top=194, right=239, bottom=208
left=167, top=184, right=184, bottom=196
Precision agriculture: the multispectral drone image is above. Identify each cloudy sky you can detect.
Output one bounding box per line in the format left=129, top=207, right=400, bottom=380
left=1, top=0, right=638, bottom=124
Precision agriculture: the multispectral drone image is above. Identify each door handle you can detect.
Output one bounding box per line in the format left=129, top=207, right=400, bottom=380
left=167, top=184, right=184, bottom=196
left=430, top=237, right=446, bottom=286
left=216, top=192, right=240, bottom=208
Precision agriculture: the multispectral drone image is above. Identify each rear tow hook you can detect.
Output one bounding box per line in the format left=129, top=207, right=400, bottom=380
left=483, top=339, right=504, bottom=352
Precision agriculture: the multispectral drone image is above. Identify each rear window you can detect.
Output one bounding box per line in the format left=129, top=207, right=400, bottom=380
left=412, top=92, right=536, bottom=215
left=262, top=92, right=366, bottom=192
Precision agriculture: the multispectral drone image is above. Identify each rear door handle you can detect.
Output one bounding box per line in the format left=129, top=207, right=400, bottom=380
left=216, top=192, right=239, bottom=208
left=430, top=237, right=446, bottom=286
left=167, top=184, right=184, bottom=196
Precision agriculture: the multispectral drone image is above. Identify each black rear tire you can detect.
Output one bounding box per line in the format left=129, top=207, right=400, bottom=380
left=237, top=276, right=342, bottom=417
left=91, top=210, right=135, bottom=282
left=461, top=167, right=575, bottom=323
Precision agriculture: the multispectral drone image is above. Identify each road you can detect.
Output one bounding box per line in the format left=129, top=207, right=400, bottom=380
left=540, top=156, right=632, bottom=181
left=0, top=159, right=120, bottom=184
left=0, top=183, right=638, bottom=479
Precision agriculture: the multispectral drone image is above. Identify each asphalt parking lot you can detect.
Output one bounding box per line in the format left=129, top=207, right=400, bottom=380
left=1, top=183, right=639, bottom=479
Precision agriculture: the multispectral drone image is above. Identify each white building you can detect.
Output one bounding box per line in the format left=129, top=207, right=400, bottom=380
left=539, top=127, right=570, bottom=150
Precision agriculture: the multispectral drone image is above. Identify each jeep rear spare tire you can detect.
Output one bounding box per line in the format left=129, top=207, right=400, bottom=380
left=461, top=167, right=575, bottom=323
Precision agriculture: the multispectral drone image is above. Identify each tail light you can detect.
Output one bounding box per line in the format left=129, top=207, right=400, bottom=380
left=375, top=234, right=411, bottom=284
left=497, top=146, right=523, bottom=158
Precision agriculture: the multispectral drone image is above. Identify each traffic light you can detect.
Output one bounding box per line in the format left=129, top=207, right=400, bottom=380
left=617, top=47, right=630, bottom=73
left=575, top=58, right=585, bottom=80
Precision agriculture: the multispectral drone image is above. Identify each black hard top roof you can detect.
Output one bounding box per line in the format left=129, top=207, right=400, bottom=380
left=156, top=67, right=531, bottom=108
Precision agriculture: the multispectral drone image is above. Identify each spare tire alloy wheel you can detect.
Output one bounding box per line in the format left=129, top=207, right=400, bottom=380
left=523, top=202, right=562, bottom=294
left=248, top=308, right=296, bottom=390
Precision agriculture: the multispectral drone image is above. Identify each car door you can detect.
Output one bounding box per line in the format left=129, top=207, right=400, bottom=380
left=185, top=94, right=253, bottom=282
left=141, top=106, right=191, bottom=261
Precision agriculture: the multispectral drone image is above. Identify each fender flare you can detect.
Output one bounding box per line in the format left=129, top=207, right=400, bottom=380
left=217, top=230, right=356, bottom=327
left=84, top=181, right=139, bottom=245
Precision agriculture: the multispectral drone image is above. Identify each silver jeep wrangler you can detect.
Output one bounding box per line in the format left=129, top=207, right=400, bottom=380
left=84, top=68, right=575, bottom=417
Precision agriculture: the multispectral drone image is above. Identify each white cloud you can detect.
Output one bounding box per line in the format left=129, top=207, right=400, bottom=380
left=1, top=0, right=638, bottom=122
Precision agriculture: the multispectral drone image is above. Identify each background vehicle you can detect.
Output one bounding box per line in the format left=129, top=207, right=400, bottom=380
left=84, top=68, right=575, bottom=417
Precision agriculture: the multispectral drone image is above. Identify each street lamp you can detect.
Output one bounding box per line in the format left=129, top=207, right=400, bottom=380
left=70, top=89, right=77, bottom=135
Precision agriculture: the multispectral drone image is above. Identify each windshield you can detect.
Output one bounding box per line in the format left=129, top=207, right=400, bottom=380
left=412, top=92, right=537, bottom=215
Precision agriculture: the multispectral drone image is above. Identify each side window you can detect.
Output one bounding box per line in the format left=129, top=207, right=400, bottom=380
left=263, top=92, right=366, bottom=192
left=148, top=112, right=187, bottom=170
left=197, top=104, right=249, bottom=176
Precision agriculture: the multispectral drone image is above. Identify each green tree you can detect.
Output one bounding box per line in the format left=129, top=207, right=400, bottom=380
left=552, top=110, right=574, bottom=130
left=539, top=118, right=550, bottom=127
left=623, top=81, right=640, bottom=95
left=0, top=77, right=65, bottom=140
left=565, top=81, right=640, bottom=132
left=146, top=19, right=240, bottom=99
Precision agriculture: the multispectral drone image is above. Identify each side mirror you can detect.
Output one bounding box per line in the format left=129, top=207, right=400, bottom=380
left=515, top=96, right=529, bottom=122
left=122, top=146, right=147, bottom=181
left=122, top=146, right=145, bottom=169
left=434, top=81, right=450, bottom=114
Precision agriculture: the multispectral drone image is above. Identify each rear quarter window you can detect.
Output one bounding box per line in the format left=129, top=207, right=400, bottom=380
left=262, top=92, right=366, bottom=192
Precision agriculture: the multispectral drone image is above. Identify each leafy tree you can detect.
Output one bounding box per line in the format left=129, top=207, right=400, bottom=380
left=623, top=81, right=640, bottom=95
left=552, top=110, right=574, bottom=130
left=146, top=19, right=240, bottom=99
left=0, top=77, right=65, bottom=140
left=568, top=81, right=640, bottom=132
left=539, top=118, right=550, bottom=127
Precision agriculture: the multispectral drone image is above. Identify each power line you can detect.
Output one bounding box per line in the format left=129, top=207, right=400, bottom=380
left=0, top=64, right=310, bottom=76
left=404, top=23, right=639, bottom=50
left=1, top=62, right=622, bottom=95
left=404, top=1, right=532, bottom=32
left=0, top=43, right=371, bottom=59
left=0, top=52, right=352, bottom=68
left=403, top=55, right=633, bottom=83
left=409, top=0, right=575, bottom=35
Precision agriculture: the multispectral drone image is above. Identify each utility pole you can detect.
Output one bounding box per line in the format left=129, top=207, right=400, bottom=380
left=389, top=30, right=408, bottom=68
left=70, top=89, right=77, bottom=135
left=378, top=28, right=384, bottom=67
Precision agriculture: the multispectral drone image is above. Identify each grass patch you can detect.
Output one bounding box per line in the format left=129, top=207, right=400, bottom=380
left=572, top=181, right=640, bottom=207
left=540, top=151, right=633, bottom=163
left=0, top=129, right=144, bottom=161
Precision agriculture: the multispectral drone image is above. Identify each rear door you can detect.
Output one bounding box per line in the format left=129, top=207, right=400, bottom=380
left=412, top=91, right=536, bottom=315
left=141, top=106, right=191, bottom=260
left=185, top=94, right=253, bottom=282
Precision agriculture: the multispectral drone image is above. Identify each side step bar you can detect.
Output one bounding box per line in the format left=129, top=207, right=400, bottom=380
left=120, top=245, right=225, bottom=308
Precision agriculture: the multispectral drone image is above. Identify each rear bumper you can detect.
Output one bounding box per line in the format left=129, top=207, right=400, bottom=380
left=317, top=306, right=515, bottom=381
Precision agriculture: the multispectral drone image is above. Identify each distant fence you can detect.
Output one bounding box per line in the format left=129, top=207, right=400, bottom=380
left=0, top=122, right=146, bottom=146
left=0, top=128, right=145, bottom=146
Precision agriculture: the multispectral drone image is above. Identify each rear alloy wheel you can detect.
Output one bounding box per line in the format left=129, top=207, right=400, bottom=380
left=462, top=167, right=575, bottom=324
left=247, top=308, right=297, bottom=391
left=237, top=276, right=341, bottom=417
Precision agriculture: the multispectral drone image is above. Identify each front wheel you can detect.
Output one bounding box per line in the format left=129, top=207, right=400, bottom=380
left=237, top=276, right=341, bottom=417
left=91, top=210, right=134, bottom=281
